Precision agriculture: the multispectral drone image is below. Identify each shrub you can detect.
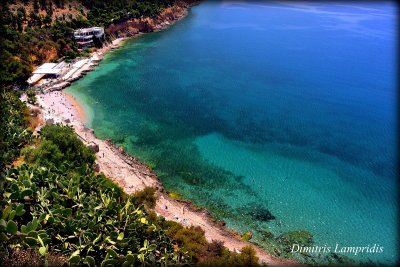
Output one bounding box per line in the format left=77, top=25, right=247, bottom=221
left=237, top=246, right=260, bottom=267
left=133, top=186, right=157, bottom=208
left=0, top=163, right=188, bottom=266
left=164, top=222, right=207, bottom=262
left=168, top=191, right=182, bottom=199
left=0, top=89, right=31, bottom=172
left=22, top=140, right=64, bottom=168
left=199, top=240, right=226, bottom=263
left=0, top=248, right=66, bottom=267
left=241, top=231, right=253, bottom=241
left=28, top=124, right=96, bottom=170
left=26, top=88, right=37, bottom=105
left=199, top=245, right=265, bottom=267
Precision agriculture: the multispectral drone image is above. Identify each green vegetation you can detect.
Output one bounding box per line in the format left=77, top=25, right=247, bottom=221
left=22, top=124, right=95, bottom=169
left=1, top=3, right=81, bottom=86
left=241, top=231, right=253, bottom=242
left=168, top=191, right=182, bottom=200
left=0, top=144, right=188, bottom=265
left=26, top=88, right=37, bottom=105
left=0, top=89, right=32, bottom=173
left=1, top=123, right=188, bottom=265
left=165, top=221, right=207, bottom=261
left=163, top=221, right=263, bottom=266
left=132, top=186, right=157, bottom=209
left=83, top=0, right=175, bottom=25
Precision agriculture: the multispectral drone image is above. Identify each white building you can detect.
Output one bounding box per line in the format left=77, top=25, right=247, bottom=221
left=74, top=27, right=105, bottom=48
left=27, top=62, right=66, bottom=85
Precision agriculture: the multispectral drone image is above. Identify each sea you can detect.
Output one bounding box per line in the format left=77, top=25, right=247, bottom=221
left=66, top=1, right=398, bottom=264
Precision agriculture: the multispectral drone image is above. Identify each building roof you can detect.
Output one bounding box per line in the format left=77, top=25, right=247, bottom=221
left=32, top=63, right=63, bottom=75
left=27, top=73, right=45, bottom=84
left=74, top=27, right=104, bottom=35
left=73, top=59, right=89, bottom=68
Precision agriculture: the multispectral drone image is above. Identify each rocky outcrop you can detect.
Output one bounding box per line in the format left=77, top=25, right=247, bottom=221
left=89, top=142, right=100, bottom=153
left=105, top=1, right=194, bottom=40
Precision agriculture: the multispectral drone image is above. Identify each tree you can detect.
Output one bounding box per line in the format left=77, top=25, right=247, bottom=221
left=43, top=14, right=52, bottom=25
left=92, top=35, right=103, bottom=48
left=33, top=0, right=39, bottom=12
left=17, top=7, right=27, bottom=21
left=26, top=88, right=37, bottom=105
left=29, top=11, right=42, bottom=27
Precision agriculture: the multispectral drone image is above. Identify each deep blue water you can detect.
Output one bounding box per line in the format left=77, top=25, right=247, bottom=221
left=67, top=1, right=398, bottom=263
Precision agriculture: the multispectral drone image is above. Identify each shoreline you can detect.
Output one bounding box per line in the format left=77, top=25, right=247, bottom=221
left=32, top=3, right=298, bottom=266
left=34, top=1, right=190, bottom=93
left=36, top=92, right=297, bottom=266
left=63, top=92, right=87, bottom=123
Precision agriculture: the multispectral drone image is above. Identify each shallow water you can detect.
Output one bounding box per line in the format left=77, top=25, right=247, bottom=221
left=66, top=1, right=397, bottom=263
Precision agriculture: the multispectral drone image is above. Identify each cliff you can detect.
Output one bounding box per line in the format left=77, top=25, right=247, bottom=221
left=106, top=1, right=190, bottom=39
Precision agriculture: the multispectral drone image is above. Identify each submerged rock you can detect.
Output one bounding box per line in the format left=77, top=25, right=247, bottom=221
left=238, top=204, right=276, bottom=222
left=278, top=230, right=314, bottom=247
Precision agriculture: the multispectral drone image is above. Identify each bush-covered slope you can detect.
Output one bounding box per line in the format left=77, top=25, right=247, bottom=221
left=1, top=124, right=189, bottom=265
left=0, top=89, right=32, bottom=173
left=0, top=119, right=265, bottom=266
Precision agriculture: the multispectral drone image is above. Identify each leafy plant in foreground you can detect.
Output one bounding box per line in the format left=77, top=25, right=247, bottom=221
left=1, top=125, right=190, bottom=266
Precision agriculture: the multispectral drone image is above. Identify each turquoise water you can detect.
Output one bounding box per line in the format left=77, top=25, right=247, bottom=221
left=66, top=1, right=398, bottom=264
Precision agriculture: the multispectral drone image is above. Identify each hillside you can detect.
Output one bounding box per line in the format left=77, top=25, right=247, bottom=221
left=0, top=0, right=192, bottom=88
left=8, top=0, right=89, bottom=29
